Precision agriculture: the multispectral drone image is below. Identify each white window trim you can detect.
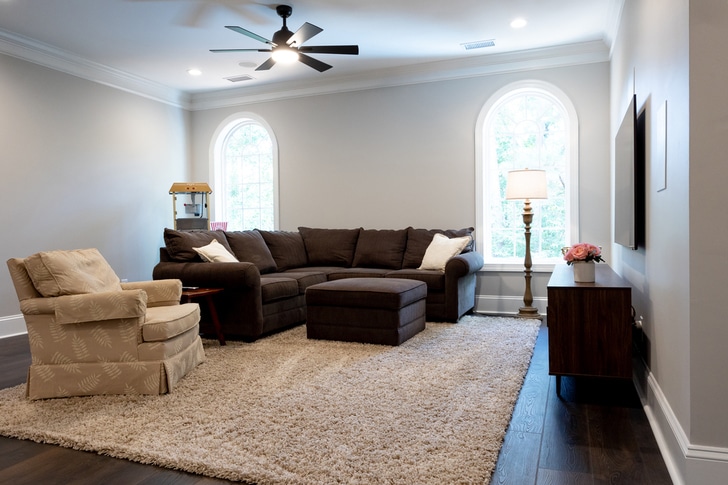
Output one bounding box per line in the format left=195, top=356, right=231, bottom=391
left=474, top=80, right=580, bottom=272
left=209, top=112, right=280, bottom=230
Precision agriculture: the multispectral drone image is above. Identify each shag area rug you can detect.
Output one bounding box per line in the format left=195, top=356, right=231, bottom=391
left=0, top=315, right=540, bottom=484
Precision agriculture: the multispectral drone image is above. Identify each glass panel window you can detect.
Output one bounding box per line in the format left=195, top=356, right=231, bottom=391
left=478, top=82, right=578, bottom=267
left=214, top=117, right=277, bottom=231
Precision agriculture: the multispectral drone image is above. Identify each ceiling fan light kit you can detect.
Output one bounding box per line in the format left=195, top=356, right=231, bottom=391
left=210, top=4, right=359, bottom=73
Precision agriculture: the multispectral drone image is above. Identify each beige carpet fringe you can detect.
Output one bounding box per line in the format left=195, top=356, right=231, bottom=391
left=0, top=315, right=540, bottom=484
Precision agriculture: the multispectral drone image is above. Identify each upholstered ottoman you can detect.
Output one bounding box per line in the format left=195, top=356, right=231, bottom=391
left=305, top=278, right=427, bottom=345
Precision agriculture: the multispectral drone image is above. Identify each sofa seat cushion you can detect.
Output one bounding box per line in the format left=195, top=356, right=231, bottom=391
left=299, top=227, right=361, bottom=267
left=143, top=303, right=201, bottom=342
left=260, top=277, right=300, bottom=303
left=306, top=278, right=427, bottom=311
left=138, top=324, right=201, bottom=361
left=225, top=230, right=277, bottom=273
left=385, top=269, right=446, bottom=291
left=327, top=268, right=389, bottom=280
left=285, top=266, right=347, bottom=277
left=262, top=271, right=326, bottom=294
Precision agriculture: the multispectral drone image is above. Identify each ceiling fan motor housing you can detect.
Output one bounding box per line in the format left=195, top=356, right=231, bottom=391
left=276, top=5, right=293, bottom=19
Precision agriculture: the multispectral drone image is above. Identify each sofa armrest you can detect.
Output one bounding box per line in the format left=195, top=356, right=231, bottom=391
left=152, top=261, right=261, bottom=290
left=445, top=251, right=484, bottom=278
left=122, top=279, right=182, bottom=307
left=54, top=289, right=147, bottom=324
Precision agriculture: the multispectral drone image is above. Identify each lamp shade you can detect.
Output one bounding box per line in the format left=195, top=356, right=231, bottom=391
left=505, top=169, right=548, bottom=200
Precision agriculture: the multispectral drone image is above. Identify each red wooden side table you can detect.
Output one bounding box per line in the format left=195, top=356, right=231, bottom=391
left=181, top=287, right=226, bottom=345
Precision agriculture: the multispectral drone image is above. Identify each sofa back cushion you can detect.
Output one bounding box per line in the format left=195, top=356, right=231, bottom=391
left=225, top=230, right=277, bottom=273
left=402, top=227, right=475, bottom=269
left=352, top=229, right=407, bottom=269
left=163, top=228, right=233, bottom=262
left=24, top=248, right=121, bottom=297
left=258, top=230, right=308, bottom=271
left=299, top=227, right=361, bottom=267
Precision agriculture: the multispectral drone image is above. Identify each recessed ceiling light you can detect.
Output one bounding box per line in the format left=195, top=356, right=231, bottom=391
left=187, top=68, right=202, bottom=76
left=510, top=18, right=527, bottom=29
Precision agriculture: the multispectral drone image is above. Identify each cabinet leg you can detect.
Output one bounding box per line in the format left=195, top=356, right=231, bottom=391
left=556, top=375, right=562, bottom=397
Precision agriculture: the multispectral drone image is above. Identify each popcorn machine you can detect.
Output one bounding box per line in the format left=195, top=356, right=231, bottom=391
left=169, top=182, right=212, bottom=230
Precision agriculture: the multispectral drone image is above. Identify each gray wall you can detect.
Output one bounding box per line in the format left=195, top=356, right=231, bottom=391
left=0, top=53, right=191, bottom=334
left=612, top=0, right=728, bottom=482
left=190, top=62, right=611, bottom=315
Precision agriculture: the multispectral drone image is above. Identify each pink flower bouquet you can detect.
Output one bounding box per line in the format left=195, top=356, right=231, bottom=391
left=562, top=243, right=605, bottom=265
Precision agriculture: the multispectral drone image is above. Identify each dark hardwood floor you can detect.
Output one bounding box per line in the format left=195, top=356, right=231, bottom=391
left=0, top=322, right=672, bottom=484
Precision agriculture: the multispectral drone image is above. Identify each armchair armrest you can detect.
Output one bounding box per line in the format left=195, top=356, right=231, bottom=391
left=122, top=279, right=182, bottom=307
left=445, top=251, right=484, bottom=278
left=54, top=289, right=147, bottom=324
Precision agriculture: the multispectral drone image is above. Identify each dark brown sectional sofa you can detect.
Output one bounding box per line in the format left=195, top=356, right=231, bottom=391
left=152, top=227, right=483, bottom=342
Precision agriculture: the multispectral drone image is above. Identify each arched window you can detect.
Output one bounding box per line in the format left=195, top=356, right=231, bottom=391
left=211, top=114, right=278, bottom=231
left=476, top=81, right=579, bottom=268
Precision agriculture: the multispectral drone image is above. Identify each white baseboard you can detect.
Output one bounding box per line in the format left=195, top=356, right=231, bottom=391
left=0, top=314, right=27, bottom=339
left=474, top=294, right=548, bottom=317
left=634, top=358, right=728, bottom=485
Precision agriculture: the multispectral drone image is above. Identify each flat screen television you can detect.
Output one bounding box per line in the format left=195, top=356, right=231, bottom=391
left=614, top=95, right=645, bottom=249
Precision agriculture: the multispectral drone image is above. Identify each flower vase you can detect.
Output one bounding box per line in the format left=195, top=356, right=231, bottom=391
left=572, top=261, right=595, bottom=283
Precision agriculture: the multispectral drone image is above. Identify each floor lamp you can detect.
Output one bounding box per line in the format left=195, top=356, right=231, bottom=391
left=506, top=169, right=548, bottom=319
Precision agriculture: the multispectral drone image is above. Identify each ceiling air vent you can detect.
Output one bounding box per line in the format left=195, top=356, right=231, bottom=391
left=225, top=74, right=254, bottom=82
left=461, top=39, right=495, bottom=50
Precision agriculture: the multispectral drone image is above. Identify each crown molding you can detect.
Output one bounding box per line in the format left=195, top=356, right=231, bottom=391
left=0, top=28, right=190, bottom=109
left=0, top=25, right=607, bottom=113
left=188, top=41, right=609, bottom=111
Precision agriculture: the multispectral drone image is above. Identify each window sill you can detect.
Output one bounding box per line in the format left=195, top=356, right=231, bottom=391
left=479, top=262, right=557, bottom=273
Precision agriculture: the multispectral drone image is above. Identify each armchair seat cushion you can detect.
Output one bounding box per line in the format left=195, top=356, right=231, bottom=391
left=138, top=325, right=201, bottom=361
left=142, top=303, right=200, bottom=342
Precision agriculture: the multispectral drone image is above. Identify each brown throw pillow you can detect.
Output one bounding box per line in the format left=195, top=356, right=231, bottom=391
left=163, top=228, right=234, bottom=262
left=352, top=229, right=407, bottom=269
left=258, top=230, right=308, bottom=271
left=298, top=227, right=361, bottom=267
left=225, top=230, right=277, bottom=273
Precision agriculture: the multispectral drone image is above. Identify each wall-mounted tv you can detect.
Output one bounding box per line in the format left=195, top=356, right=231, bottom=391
left=614, top=94, right=645, bottom=249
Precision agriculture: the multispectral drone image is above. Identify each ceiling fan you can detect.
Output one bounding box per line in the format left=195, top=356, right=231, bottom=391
left=210, top=4, right=359, bottom=72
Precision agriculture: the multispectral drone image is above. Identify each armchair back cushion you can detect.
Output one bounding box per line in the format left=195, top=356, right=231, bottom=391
left=24, top=248, right=121, bottom=297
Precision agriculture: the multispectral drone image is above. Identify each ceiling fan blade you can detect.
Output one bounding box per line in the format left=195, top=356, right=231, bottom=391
left=299, top=45, right=359, bottom=55
left=287, top=22, right=323, bottom=47
left=255, top=57, right=277, bottom=71
left=210, top=49, right=272, bottom=53
left=298, top=53, right=332, bottom=72
left=225, top=26, right=273, bottom=46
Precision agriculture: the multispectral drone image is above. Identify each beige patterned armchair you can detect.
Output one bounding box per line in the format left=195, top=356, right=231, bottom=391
left=6, top=248, right=205, bottom=400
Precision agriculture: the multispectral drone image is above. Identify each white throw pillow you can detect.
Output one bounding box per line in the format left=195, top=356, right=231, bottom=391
left=418, top=233, right=471, bottom=271
left=193, top=239, right=239, bottom=263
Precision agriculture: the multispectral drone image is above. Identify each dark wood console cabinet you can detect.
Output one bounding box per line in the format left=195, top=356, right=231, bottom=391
left=547, top=264, right=632, bottom=394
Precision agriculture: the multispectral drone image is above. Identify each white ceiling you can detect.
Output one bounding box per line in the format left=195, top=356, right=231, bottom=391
left=0, top=0, right=622, bottom=103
